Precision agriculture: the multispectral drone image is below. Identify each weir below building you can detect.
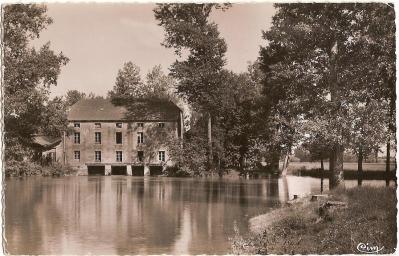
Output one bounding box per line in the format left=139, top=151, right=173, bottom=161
left=86, top=164, right=162, bottom=176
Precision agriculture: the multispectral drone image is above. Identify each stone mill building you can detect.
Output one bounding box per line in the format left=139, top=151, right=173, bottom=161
left=62, top=98, right=183, bottom=176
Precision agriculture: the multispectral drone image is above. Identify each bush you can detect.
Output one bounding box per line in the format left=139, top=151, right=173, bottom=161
left=163, top=165, right=190, bottom=177
left=5, top=159, right=42, bottom=177
left=41, top=162, right=77, bottom=176
left=5, top=160, right=77, bottom=177
left=167, top=136, right=208, bottom=176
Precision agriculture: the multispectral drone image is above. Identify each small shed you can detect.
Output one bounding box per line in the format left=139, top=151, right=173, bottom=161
left=32, top=135, right=62, bottom=165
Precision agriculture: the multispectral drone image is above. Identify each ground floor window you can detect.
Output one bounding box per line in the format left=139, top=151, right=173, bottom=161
left=116, top=151, right=123, bottom=162
left=95, top=151, right=101, bottom=162
left=74, top=151, right=80, bottom=160
left=158, top=151, right=165, bottom=162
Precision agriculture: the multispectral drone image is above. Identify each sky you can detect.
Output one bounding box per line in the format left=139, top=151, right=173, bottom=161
left=33, top=3, right=276, bottom=97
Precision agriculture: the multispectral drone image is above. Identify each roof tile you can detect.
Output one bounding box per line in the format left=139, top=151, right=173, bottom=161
left=67, top=98, right=181, bottom=121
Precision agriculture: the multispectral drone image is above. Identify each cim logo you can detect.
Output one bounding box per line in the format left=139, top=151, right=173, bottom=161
left=357, top=243, right=384, bottom=254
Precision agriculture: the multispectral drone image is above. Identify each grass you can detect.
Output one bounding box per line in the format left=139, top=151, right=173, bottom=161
left=231, top=186, right=397, bottom=254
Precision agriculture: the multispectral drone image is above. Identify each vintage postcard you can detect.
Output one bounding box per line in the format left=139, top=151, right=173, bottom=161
left=2, top=1, right=396, bottom=255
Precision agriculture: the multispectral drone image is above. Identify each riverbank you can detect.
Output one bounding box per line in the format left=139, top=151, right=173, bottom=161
left=5, top=160, right=77, bottom=177
left=231, top=186, right=397, bottom=254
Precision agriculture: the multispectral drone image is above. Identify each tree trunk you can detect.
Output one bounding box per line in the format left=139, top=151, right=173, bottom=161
left=329, top=144, right=345, bottom=189
left=240, top=156, right=245, bottom=171
left=358, top=146, right=363, bottom=186
left=320, top=159, right=324, bottom=171
left=328, top=42, right=344, bottom=189
left=386, top=140, right=390, bottom=186
left=281, top=154, right=290, bottom=176
left=207, top=113, right=213, bottom=175
left=270, top=150, right=280, bottom=174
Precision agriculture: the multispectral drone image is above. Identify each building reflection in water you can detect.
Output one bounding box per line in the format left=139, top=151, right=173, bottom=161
left=5, top=175, right=381, bottom=254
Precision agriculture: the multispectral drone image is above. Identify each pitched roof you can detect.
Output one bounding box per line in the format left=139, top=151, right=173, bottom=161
left=67, top=98, right=181, bottom=121
left=33, top=135, right=62, bottom=149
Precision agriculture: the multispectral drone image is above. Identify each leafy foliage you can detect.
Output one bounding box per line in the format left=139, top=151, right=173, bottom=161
left=259, top=3, right=395, bottom=184
left=39, top=97, right=68, bottom=137
left=4, top=4, right=69, bottom=161
left=108, top=61, right=144, bottom=99
left=65, top=90, right=86, bottom=106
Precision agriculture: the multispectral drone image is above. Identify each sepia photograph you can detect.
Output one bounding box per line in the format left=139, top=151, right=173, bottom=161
left=2, top=1, right=397, bottom=255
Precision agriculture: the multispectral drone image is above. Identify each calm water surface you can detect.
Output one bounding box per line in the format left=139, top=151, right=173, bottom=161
left=4, top=176, right=390, bottom=254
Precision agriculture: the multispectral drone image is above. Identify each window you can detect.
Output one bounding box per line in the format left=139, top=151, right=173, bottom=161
left=74, top=132, right=80, bottom=144
left=137, top=132, right=144, bottom=144
left=116, top=123, right=122, bottom=128
left=116, top=151, right=123, bottom=162
left=95, top=132, right=101, bottom=144
left=116, top=132, right=122, bottom=144
left=158, top=122, right=165, bottom=128
left=74, top=123, right=80, bottom=128
left=74, top=151, right=80, bottom=160
left=95, top=151, right=101, bottom=162
left=95, top=123, right=101, bottom=128
left=137, top=151, right=144, bottom=162
left=158, top=151, right=165, bottom=162
left=137, top=122, right=143, bottom=127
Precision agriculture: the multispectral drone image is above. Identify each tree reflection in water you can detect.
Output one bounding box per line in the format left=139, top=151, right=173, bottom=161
left=6, top=176, right=367, bottom=254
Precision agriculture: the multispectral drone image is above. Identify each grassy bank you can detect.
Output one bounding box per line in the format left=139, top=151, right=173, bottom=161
left=231, top=186, right=397, bottom=254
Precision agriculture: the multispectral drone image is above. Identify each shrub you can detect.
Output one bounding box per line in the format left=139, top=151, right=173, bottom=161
left=5, top=159, right=42, bottom=177
left=167, top=136, right=208, bottom=176
left=164, top=165, right=190, bottom=177
left=5, top=160, right=77, bottom=177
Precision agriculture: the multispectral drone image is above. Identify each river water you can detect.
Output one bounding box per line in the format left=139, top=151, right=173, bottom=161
left=4, top=176, right=391, bottom=254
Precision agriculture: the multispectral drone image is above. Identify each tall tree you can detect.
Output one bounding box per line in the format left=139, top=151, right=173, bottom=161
left=145, top=65, right=182, bottom=103
left=40, top=96, right=68, bottom=137
left=4, top=4, right=69, bottom=159
left=154, top=4, right=229, bottom=173
left=108, top=61, right=145, bottom=99
left=259, top=3, right=395, bottom=188
left=65, top=90, right=86, bottom=106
